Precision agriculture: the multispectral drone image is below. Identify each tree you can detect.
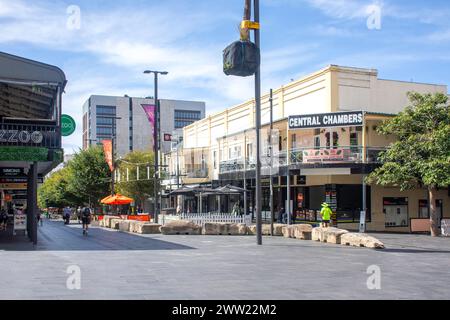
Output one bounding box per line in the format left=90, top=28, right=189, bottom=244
left=38, top=167, right=81, bottom=209
left=66, top=146, right=111, bottom=208
left=115, top=151, right=156, bottom=210
left=367, top=92, right=450, bottom=236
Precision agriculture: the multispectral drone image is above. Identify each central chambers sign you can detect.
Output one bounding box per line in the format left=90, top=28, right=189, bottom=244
left=289, top=111, right=364, bottom=130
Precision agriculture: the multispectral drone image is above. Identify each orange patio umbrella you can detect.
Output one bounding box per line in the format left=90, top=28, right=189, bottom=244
left=101, top=194, right=113, bottom=203
left=101, top=194, right=134, bottom=205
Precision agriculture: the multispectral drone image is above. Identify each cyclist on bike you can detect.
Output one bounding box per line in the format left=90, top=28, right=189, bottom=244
left=81, top=207, right=92, bottom=235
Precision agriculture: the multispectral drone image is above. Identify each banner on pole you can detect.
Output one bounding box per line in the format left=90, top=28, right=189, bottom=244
left=102, top=139, right=114, bottom=172
left=141, top=104, right=156, bottom=135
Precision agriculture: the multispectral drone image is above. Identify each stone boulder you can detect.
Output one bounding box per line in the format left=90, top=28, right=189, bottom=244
left=282, top=226, right=294, bottom=238
left=118, top=220, right=130, bottom=232
left=341, top=233, right=385, bottom=249
left=110, top=219, right=122, bottom=230
left=203, top=223, right=247, bottom=235
left=160, top=220, right=202, bottom=235
left=312, top=227, right=325, bottom=242
left=293, top=224, right=313, bottom=240
left=103, top=216, right=120, bottom=228
left=137, top=223, right=162, bottom=234
left=248, top=224, right=285, bottom=236
left=127, top=220, right=137, bottom=232
left=282, top=224, right=312, bottom=239
left=324, top=228, right=349, bottom=244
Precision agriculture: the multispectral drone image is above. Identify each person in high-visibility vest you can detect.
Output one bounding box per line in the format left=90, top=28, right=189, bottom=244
left=320, top=203, right=332, bottom=228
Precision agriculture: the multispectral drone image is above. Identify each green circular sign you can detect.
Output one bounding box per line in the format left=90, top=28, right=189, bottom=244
left=61, top=114, right=76, bottom=137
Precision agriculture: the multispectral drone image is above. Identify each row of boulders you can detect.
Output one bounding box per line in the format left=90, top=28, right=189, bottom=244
left=99, top=216, right=384, bottom=249
left=282, top=225, right=385, bottom=249
left=99, top=216, right=161, bottom=234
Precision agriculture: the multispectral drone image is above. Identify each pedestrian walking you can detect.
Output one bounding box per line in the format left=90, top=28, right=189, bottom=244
left=278, top=207, right=285, bottom=223
left=320, top=203, right=332, bottom=228
left=63, top=206, right=71, bottom=225
left=231, top=202, right=240, bottom=216
left=0, top=208, right=8, bottom=231
left=37, top=210, right=43, bottom=226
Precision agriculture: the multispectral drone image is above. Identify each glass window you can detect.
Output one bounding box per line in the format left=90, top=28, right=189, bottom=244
left=97, top=127, right=113, bottom=135
left=97, top=117, right=113, bottom=125
left=96, top=105, right=116, bottom=115
left=383, top=197, right=409, bottom=227
left=174, top=110, right=201, bottom=129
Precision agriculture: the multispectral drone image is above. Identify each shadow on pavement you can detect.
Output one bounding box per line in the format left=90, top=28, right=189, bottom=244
left=381, top=248, right=450, bottom=254
left=0, top=220, right=195, bottom=252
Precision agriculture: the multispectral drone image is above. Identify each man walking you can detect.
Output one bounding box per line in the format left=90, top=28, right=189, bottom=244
left=320, top=203, right=332, bottom=228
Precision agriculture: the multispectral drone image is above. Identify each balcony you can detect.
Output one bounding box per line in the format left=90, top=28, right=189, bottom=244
left=289, top=146, right=386, bottom=165
left=185, top=165, right=209, bottom=179
left=219, top=146, right=387, bottom=174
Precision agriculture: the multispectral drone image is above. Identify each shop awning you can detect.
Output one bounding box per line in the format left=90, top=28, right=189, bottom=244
left=0, top=51, right=66, bottom=120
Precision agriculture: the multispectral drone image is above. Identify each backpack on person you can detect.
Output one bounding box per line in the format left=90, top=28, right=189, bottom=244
left=83, top=207, right=91, bottom=217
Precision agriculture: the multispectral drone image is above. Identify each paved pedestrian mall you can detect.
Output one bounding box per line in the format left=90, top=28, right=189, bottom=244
left=1, top=220, right=449, bottom=300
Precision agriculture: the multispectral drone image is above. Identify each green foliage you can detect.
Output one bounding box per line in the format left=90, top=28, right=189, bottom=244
left=115, top=151, right=156, bottom=207
left=367, top=92, right=450, bottom=190
left=67, top=146, right=111, bottom=207
left=38, top=167, right=81, bottom=209
left=38, top=146, right=111, bottom=209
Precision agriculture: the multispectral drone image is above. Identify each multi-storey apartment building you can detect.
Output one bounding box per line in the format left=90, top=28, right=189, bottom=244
left=164, top=65, right=449, bottom=233
left=82, top=95, right=205, bottom=157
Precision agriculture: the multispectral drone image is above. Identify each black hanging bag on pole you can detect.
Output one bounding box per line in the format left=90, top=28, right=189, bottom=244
left=223, top=40, right=260, bottom=77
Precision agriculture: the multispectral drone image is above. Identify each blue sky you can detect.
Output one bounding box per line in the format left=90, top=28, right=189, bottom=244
left=1, top=0, right=450, bottom=153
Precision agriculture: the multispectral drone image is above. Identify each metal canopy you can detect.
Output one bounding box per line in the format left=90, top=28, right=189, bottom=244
left=0, top=52, right=66, bottom=85
left=0, top=51, right=66, bottom=120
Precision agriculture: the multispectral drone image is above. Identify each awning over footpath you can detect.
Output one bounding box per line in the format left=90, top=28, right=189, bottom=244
left=0, top=52, right=67, bottom=176
left=0, top=51, right=67, bottom=120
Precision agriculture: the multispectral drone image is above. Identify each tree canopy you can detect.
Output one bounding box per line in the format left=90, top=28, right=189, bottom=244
left=367, top=92, right=450, bottom=236
left=115, top=151, right=156, bottom=209
left=38, top=146, right=111, bottom=209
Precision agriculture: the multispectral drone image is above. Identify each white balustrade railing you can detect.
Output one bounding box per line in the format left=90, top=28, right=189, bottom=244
left=159, top=213, right=252, bottom=226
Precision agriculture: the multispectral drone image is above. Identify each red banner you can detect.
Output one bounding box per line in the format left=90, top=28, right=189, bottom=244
left=102, top=140, right=114, bottom=172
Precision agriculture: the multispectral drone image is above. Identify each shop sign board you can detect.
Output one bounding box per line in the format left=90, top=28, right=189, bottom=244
left=302, top=148, right=346, bottom=163
left=61, top=114, right=76, bottom=136
left=0, top=129, right=44, bottom=144
left=0, top=177, right=43, bottom=184
left=14, top=214, right=27, bottom=231
left=0, top=183, right=27, bottom=190
left=0, top=168, right=24, bottom=177
left=289, top=111, right=364, bottom=130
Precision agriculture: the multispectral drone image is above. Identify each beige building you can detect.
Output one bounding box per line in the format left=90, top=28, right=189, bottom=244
left=164, top=65, right=449, bottom=232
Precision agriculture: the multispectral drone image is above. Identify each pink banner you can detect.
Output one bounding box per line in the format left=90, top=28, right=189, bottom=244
left=141, top=104, right=155, bottom=135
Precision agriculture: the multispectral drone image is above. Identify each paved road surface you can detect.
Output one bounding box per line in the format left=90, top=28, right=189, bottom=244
left=1, top=220, right=449, bottom=300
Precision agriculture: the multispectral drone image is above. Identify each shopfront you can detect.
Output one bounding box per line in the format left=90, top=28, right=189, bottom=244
left=0, top=52, right=66, bottom=244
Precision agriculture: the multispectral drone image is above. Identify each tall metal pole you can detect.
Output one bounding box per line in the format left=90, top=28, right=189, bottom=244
left=286, top=124, right=291, bottom=225
left=154, top=73, right=159, bottom=224
left=243, top=132, right=248, bottom=216
left=254, top=0, right=262, bottom=245
left=360, top=174, right=367, bottom=233
left=269, top=89, right=274, bottom=236
left=111, top=118, right=116, bottom=196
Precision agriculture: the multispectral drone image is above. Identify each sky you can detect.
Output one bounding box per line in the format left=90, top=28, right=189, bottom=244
left=1, top=0, right=450, bottom=153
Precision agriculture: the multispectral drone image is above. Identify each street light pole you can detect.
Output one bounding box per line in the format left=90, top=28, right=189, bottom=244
left=253, top=0, right=262, bottom=245
left=269, top=89, right=274, bottom=236
left=144, top=70, right=168, bottom=224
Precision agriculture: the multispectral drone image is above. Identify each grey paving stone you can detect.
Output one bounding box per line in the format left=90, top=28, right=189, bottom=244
left=0, top=220, right=449, bottom=299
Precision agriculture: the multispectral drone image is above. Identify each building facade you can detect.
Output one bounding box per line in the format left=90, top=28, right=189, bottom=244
left=82, top=95, right=205, bottom=157
left=164, top=65, right=449, bottom=233
left=0, top=52, right=66, bottom=244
